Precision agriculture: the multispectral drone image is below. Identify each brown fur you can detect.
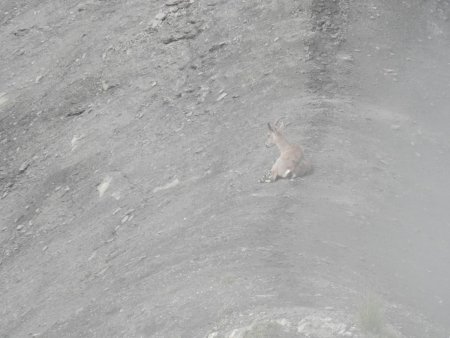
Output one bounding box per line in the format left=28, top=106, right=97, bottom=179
left=265, top=122, right=312, bottom=182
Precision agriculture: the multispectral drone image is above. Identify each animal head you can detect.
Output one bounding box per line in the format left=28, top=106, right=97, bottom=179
left=265, top=119, right=285, bottom=148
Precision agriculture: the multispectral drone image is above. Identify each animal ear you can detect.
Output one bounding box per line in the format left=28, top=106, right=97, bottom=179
left=267, top=123, right=273, bottom=131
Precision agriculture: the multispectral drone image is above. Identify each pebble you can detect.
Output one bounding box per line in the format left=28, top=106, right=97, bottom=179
left=165, top=0, right=185, bottom=6
left=19, top=161, right=30, bottom=173
left=97, top=176, right=112, bottom=197
left=155, top=12, right=167, bottom=21
left=209, top=42, right=227, bottom=52
left=101, top=80, right=112, bottom=91
left=16, top=224, right=24, bottom=231
left=216, top=92, right=227, bottom=101
left=0, top=92, right=8, bottom=106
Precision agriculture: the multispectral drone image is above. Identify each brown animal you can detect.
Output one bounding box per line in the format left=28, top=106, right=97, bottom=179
left=264, top=120, right=312, bottom=182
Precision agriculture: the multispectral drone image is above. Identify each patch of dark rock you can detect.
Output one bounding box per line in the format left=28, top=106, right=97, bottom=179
left=66, top=107, right=92, bottom=117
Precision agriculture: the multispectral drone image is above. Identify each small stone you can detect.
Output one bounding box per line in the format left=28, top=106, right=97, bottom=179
left=19, top=161, right=30, bottom=173
left=155, top=12, right=167, bottom=21
left=339, top=53, right=354, bottom=62
left=208, top=41, right=227, bottom=52
left=42, top=246, right=48, bottom=252
left=16, top=224, right=24, bottom=231
left=0, top=93, right=9, bottom=106
left=97, top=176, right=112, bottom=197
left=165, top=0, right=184, bottom=6
left=66, top=107, right=91, bottom=117
left=216, top=92, right=227, bottom=101
left=102, top=80, right=110, bottom=91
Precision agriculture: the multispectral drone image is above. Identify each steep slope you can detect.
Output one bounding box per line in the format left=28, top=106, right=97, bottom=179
left=1, top=0, right=449, bottom=337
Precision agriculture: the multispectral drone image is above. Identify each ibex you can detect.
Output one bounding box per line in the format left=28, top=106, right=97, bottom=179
left=263, top=120, right=312, bottom=182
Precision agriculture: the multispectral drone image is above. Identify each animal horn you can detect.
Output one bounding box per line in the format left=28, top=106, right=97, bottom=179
left=274, top=117, right=283, bottom=127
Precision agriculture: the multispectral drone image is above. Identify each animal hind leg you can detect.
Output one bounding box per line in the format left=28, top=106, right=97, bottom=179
left=283, top=169, right=293, bottom=178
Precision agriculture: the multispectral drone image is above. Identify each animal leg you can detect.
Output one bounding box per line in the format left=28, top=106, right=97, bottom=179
left=270, top=166, right=279, bottom=182
left=283, top=169, right=292, bottom=178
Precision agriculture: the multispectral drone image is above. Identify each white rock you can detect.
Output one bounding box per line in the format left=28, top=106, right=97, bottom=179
left=71, top=134, right=86, bottom=151
left=153, top=178, right=180, bottom=193
left=216, top=92, right=227, bottom=101
left=0, top=92, right=8, bottom=106
left=97, top=176, right=112, bottom=197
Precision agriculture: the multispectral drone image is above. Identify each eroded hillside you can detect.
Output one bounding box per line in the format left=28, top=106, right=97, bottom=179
left=1, top=0, right=450, bottom=337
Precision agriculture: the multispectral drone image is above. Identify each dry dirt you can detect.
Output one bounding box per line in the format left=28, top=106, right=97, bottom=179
left=1, top=0, right=450, bottom=337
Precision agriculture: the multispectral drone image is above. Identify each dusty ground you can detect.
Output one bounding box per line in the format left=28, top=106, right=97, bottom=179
left=1, top=0, right=450, bottom=337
